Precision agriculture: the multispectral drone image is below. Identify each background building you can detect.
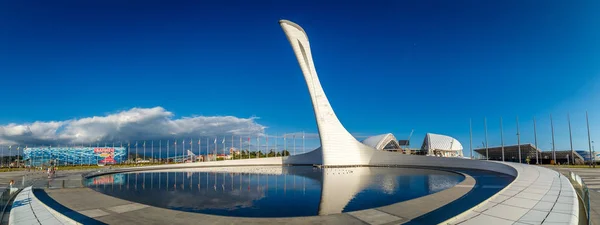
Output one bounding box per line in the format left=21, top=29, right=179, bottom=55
left=361, top=133, right=401, bottom=152
left=474, top=144, right=587, bottom=164
left=420, top=133, right=463, bottom=157
left=23, top=146, right=127, bottom=166
left=474, top=144, right=541, bottom=163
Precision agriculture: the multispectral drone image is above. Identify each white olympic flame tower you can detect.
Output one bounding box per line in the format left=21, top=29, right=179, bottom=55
left=280, top=20, right=376, bottom=166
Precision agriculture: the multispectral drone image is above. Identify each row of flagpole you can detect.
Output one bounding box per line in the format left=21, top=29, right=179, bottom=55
left=469, top=111, right=594, bottom=166
left=1, top=132, right=309, bottom=167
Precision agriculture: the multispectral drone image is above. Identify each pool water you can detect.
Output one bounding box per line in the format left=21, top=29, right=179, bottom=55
left=85, top=166, right=465, bottom=217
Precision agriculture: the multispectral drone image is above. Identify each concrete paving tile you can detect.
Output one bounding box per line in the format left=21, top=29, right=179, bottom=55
left=78, top=209, right=111, bottom=218
left=523, top=188, right=548, bottom=195
left=459, top=214, right=514, bottom=225
left=490, top=194, right=511, bottom=203
left=551, top=203, right=574, bottom=215
left=542, top=212, right=572, bottom=223
left=106, top=203, right=149, bottom=214
left=556, top=196, right=573, bottom=205
left=517, top=209, right=549, bottom=224
left=482, top=204, right=529, bottom=221
left=503, top=197, right=539, bottom=209
left=539, top=195, right=559, bottom=203
left=346, top=209, right=402, bottom=225
left=515, top=192, right=545, bottom=201
left=532, top=201, right=554, bottom=212
left=501, top=189, right=520, bottom=196
left=473, top=202, right=498, bottom=213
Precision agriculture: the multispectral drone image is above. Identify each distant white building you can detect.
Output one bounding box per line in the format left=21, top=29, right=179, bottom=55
left=361, top=133, right=401, bottom=151
left=421, top=133, right=463, bottom=157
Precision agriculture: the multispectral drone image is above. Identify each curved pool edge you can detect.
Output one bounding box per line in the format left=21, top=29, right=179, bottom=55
left=70, top=156, right=577, bottom=224
left=43, top=169, right=476, bottom=224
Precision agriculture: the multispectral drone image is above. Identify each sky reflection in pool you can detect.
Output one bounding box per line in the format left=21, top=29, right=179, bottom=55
left=85, top=166, right=464, bottom=217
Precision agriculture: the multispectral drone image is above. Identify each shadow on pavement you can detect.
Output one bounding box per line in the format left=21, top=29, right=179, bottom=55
left=33, top=189, right=107, bottom=225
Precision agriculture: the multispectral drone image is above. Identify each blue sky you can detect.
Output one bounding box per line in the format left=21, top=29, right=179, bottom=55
left=1, top=1, right=600, bottom=156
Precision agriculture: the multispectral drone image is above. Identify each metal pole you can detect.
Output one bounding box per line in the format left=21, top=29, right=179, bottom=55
left=303, top=131, right=305, bottom=154
left=587, top=111, right=594, bottom=167
left=159, top=140, right=162, bottom=163
left=484, top=117, right=489, bottom=160
left=284, top=134, right=287, bottom=156
left=231, top=135, right=234, bottom=159
left=517, top=116, right=521, bottom=164
left=206, top=138, right=209, bottom=161
left=533, top=117, right=539, bottom=164
left=293, top=134, right=296, bottom=156
left=469, top=119, right=473, bottom=159
left=568, top=113, right=574, bottom=165
left=151, top=140, right=154, bottom=163
left=500, top=117, right=505, bottom=162
left=551, top=114, right=556, bottom=164
left=266, top=134, right=269, bottom=158
left=247, top=137, right=250, bottom=159
left=214, top=138, right=217, bottom=160
left=167, top=140, right=169, bottom=163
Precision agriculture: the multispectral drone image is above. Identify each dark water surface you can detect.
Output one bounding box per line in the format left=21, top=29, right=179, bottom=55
left=85, top=166, right=466, bottom=217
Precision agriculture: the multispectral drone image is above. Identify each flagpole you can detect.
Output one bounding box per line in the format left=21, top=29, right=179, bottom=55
left=266, top=134, right=269, bottom=158
left=284, top=134, right=287, bottom=156
left=257, top=136, right=260, bottom=158
left=303, top=131, right=305, bottom=154
left=198, top=138, right=201, bottom=162
left=135, top=141, right=138, bottom=164
left=534, top=117, right=539, bottom=164
left=143, top=141, right=146, bottom=162
left=239, top=136, right=242, bottom=160
left=484, top=117, right=488, bottom=160
left=119, top=141, right=122, bottom=165
left=214, top=137, right=217, bottom=160
left=293, top=134, right=296, bottom=156
left=167, top=140, right=170, bottom=163
left=275, top=133, right=278, bottom=157
left=159, top=140, right=162, bottom=163
left=206, top=137, right=208, bottom=162
left=247, top=137, right=250, bottom=159
left=231, top=135, right=234, bottom=159
left=517, top=116, right=521, bottom=163
left=222, top=136, right=225, bottom=160
left=500, top=117, right=504, bottom=162
left=551, top=114, right=556, bottom=164
left=151, top=140, right=154, bottom=163
left=175, top=139, right=178, bottom=163
left=587, top=111, right=594, bottom=167
left=568, top=113, right=574, bottom=165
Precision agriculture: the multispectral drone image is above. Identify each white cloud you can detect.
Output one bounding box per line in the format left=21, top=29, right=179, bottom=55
left=0, top=107, right=266, bottom=145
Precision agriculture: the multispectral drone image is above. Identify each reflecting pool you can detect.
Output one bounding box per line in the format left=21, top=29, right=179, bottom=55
left=85, top=166, right=464, bottom=217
